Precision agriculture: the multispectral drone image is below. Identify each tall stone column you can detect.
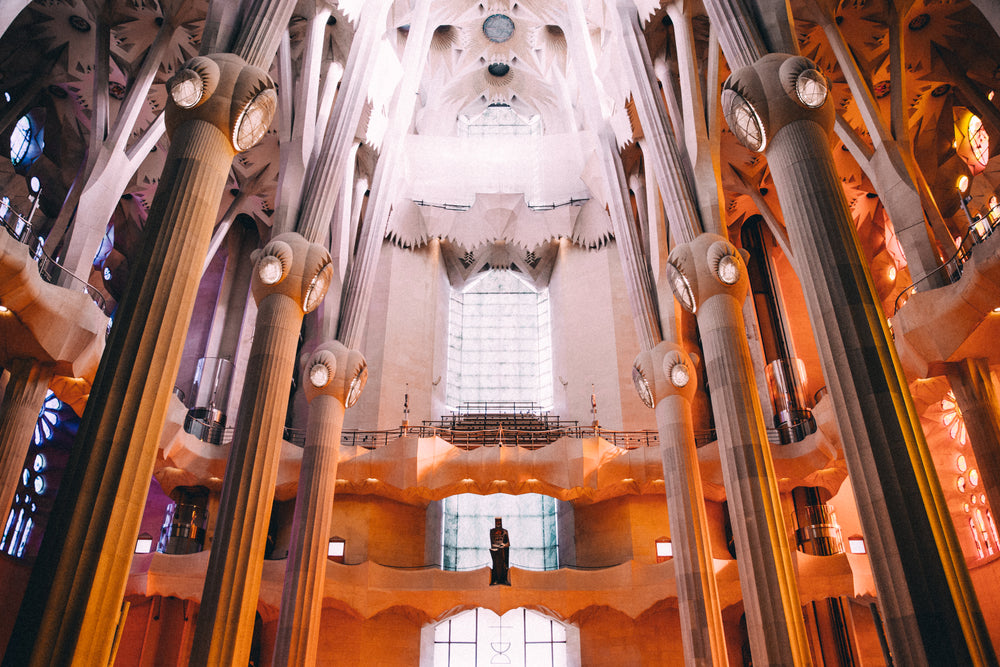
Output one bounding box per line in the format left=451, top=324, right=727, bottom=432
left=190, top=233, right=334, bottom=666
left=946, top=358, right=1000, bottom=529
left=633, top=341, right=728, bottom=667
left=666, top=233, right=812, bottom=666
left=720, top=52, right=996, bottom=665
left=2, top=53, right=276, bottom=667
left=272, top=341, right=367, bottom=666
left=0, top=358, right=54, bottom=519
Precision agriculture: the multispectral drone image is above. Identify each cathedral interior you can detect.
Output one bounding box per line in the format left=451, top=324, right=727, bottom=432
left=2, top=0, right=1000, bottom=664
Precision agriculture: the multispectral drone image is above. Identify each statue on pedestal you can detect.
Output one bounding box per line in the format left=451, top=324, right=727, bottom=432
left=490, top=517, right=511, bottom=586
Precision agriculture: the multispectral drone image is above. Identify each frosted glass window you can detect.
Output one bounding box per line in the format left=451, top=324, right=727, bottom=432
left=447, top=270, right=553, bottom=408
left=431, top=608, right=571, bottom=667
left=441, top=493, right=557, bottom=571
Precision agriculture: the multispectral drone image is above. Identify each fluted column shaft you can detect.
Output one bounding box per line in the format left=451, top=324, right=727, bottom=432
left=272, top=340, right=366, bottom=665
left=232, top=0, right=297, bottom=70
left=770, top=117, right=994, bottom=666
left=657, top=396, right=727, bottom=666
left=618, top=8, right=704, bottom=242
left=946, top=359, right=1000, bottom=566
left=273, top=394, right=344, bottom=666
left=700, top=291, right=810, bottom=665
left=635, top=339, right=728, bottom=667
left=667, top=233, right=811, bottom=665
left=190, top=293, right=302, bottom=665
left=4, top=116, right=239, bottom=667
left=0, top=358, right=54, bottom=521
left=294, top=0, right=392, bottom=243
left=191, top=231, right=333, bottom=666
left=700, top=0, right=766, bottom=70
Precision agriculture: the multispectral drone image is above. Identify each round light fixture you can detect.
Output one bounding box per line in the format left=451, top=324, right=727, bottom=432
left=887, top=266, right=896, bottom=282
left=722, top=88, right=766, bottom=152
left=666, top=262, right=696, bottom=313
left=632, top=366, right=654, bottom=408
left=483, top=14, right=515, bottom=43
left=346, top=362, right=368, bottom=407
left=717, top=254, right=740, bottom=285
left=308, top=362, right=330, bottom=388
left=958, top=175, right=970, bottom=193
left=795, top=69, right=828, bottom=108
left=257, top=255, right=283, bottom=284
left=669, top=362, right=690, bottom=388
left=233, top=89, right=277, bottom=151
left=170, top=70, right=204, bottom=108
left=303, top=262, right=333, bottom=313
left=968, top=115, right=990, bottom=168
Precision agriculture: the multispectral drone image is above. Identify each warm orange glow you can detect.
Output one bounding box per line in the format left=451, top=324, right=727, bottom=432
left=958, top=175, right=970, bottom=193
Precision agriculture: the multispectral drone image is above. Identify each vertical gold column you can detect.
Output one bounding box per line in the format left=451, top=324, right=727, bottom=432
left=633, top=342, right=728, bottom=667
left=273, top=341, right=366, bottom=666
left=2, top=54, right=275, bottom=667
left=667, top=234, right=811, bottom=666
left=190, top=233, right=334, bottom=666
left=0, top=358, right=54, bottom=519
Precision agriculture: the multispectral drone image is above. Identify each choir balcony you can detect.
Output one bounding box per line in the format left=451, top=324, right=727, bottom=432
left=125, top=538, right=865, bottom=629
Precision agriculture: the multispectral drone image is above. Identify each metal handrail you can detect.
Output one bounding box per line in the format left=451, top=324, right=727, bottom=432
left=893, top=221, right=991, bottom=314
left=1, top=202, right=108, bottom=313
left=184, top=419, right=804, bottom=452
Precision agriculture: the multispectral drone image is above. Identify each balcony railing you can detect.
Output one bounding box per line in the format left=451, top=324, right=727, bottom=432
left=893, top=213, right=995, bottom=315
left=1, top=199, right=108, bottom=313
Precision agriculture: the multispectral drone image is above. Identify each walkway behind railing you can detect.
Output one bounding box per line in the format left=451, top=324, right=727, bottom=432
left=893, top=213, right=995, bottom=314
left=1, top=199, right=108, bottom=313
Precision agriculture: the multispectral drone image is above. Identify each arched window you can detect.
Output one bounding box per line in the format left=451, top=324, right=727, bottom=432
left=425, top=607, right=579, bottom=667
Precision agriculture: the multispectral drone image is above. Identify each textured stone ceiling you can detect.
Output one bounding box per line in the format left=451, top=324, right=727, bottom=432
left=0, top=0, right=998, bottom=304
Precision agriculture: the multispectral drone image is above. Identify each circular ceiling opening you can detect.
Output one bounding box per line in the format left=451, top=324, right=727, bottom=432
left=483, top=14, right=515, bottom=43
left=488, top=63, right=511, bottom=77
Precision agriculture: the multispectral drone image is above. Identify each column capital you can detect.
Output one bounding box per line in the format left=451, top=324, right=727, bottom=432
left=164, top=53, right=276, bottom=152
left=666, top=232, right=749, bottom=313
left=632, top=340, right=698, bottom=408
left=721, top=53, right=834, bottom=153
left=250, top=232, right=335, bottom=312
left=303, top=340, right=367, bottom=406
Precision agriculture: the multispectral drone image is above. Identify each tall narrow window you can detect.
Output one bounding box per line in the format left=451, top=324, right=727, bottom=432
left=447, top=270, right=552, bottom=409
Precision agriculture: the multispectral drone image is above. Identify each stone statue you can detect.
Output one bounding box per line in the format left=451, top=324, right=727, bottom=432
left=489, top=517, right=511, bottom=586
